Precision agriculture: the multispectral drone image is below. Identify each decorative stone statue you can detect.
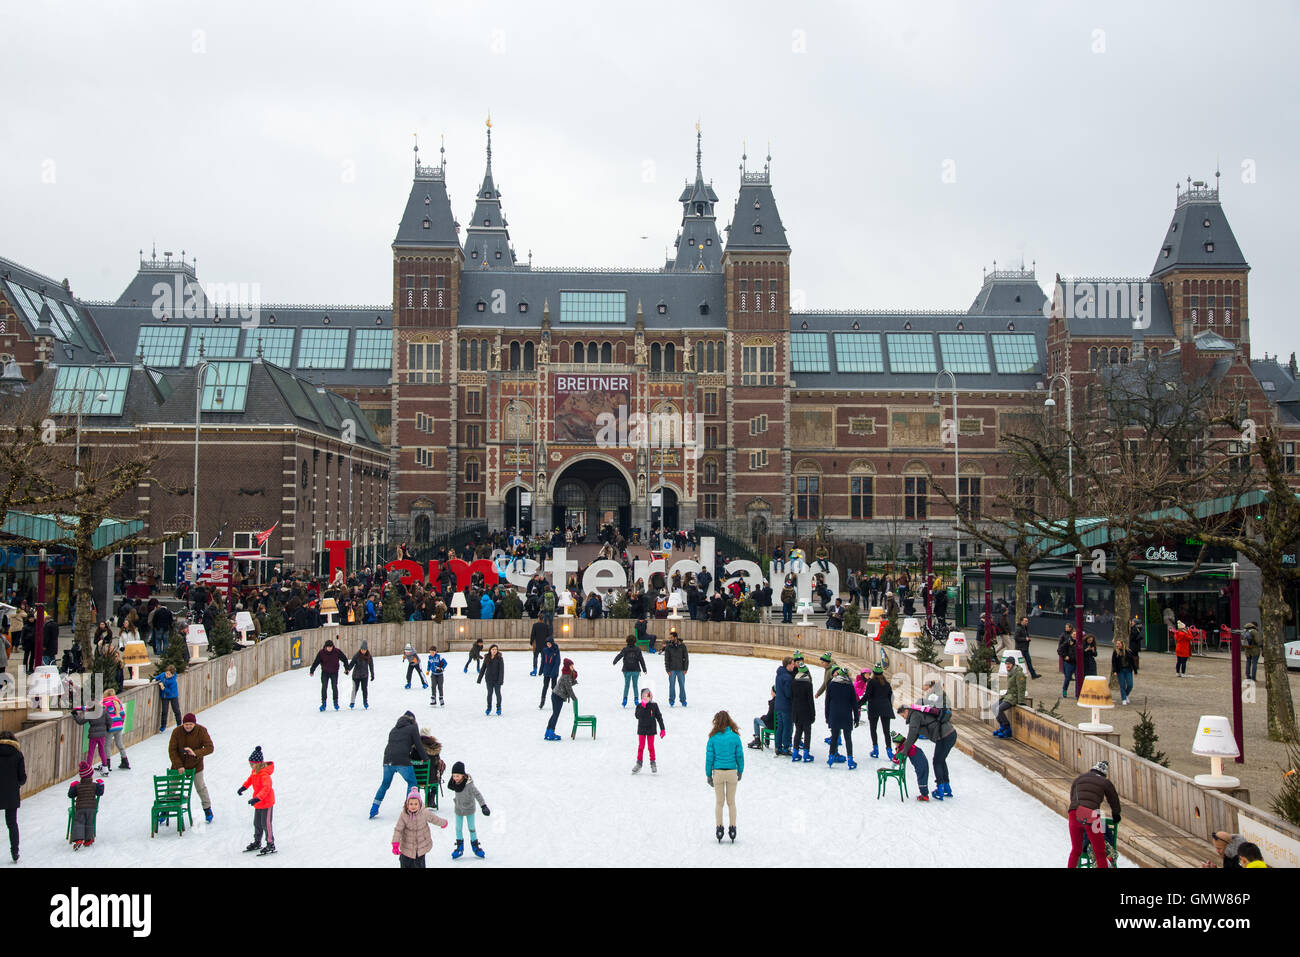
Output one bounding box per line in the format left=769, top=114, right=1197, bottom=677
left=489, top=341, right=502, bottom=370
left=634, top=336, right=648, bottom=366
left=683, top=336, right=696, bottom=372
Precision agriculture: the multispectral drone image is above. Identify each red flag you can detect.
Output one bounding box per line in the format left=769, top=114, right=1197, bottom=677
left=255, top=521, right=279, bottom=547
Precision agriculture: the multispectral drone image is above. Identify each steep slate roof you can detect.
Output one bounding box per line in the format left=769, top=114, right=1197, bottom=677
left=393, top=143, right=460, bottom=248
left=1151, top=184, right=1248, bottom=277
left=1052, top=276, right=1175, bottom=339
left=37, top=361, right=382, bottom=449
left=667, top=132, right=723, bottom=273
left=457, top=269, right=725, bottom=330
left=967, top=270, right=1048, bottom=316
left=787, top=310, right=1048, bottom=391
left=723, top=156, right=789, bottom=252
left=462, top=127, right=518, bottom=268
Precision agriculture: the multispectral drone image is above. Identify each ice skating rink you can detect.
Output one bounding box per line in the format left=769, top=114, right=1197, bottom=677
left=14, top=652, right=1101, bottom=867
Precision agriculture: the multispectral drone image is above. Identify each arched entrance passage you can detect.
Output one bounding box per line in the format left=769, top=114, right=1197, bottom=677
left=503, top=486, right=532, bottom=535
left=651, top=485, right=679, bottom=536
left=550, top=458, right=632, bottom=538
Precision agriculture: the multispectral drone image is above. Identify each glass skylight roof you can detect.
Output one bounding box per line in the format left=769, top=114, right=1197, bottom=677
left=886, top=333, right=937, bottom=373
left=938, top=334, right=991, bottom=374
left=833, top=333, right=884, bottom=373
left=186, top=326, right=240, bottom=365
left=50, top=366, right=130, bottom=416
left=790, top=332, right=830, bottom=372
left=990, top=334, right=1040, bottom=374
left=298, top=328, right=350, bottom=369
left=243, top=327, right=295, bottom=366
left=559, top=291, right=626, bottom=324
left=136, top=326, right=187, bottom=366
left=200, top=360, right=251, bottom=412
left=352, top=329, right=392, bottom=369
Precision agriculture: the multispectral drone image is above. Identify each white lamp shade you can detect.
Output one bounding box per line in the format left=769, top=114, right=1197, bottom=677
left=27, top=665, right=62, bottom=698
left=1192, top=715, right=1241, bottom=759
left=900, top=617, right=922, bottom=638
left=186, top=624, right=209, bottom=647
left=867, top=607, right=885, bottom=622
left=234, top=611, right=255, bottom=633
left=943, top=632, right=968, bottom=656
left=450, top=593, right=468, bottom=610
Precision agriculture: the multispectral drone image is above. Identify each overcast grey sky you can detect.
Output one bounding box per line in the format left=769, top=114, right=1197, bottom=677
left=2, top=0, right=1296, bottom=358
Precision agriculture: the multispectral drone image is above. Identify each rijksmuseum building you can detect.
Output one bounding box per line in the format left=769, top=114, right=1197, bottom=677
left=3, top=125, right=1299, bottom=575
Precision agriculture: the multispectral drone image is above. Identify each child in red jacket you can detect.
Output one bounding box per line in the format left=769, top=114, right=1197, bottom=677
left=238, top=746, right=276, bottom=856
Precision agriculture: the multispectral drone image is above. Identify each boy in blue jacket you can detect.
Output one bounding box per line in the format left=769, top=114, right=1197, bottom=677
left=427, top=645, right=447, bottom=706
left=153, top=666, right=181, bottom=733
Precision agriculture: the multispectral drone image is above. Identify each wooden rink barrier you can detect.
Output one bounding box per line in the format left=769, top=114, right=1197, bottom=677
left=10, top=616, right=1299, bottom=867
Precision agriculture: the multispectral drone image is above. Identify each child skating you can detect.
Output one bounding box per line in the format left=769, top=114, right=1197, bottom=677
left=238, top=746, right=277, bottom=855
left=102, top=688, right=129, bottom=770
left=428, top=645, right=447, bottom=705
left=446, top=761, right=490, bottom=859
left=391, top=786, right=448, bottom=868
left=67, top=760, right=104, bottom=850
left=402, top=643, right=427, bottom=690
left=71, top=700, right=112, bottom=775
left=463, top=637, right=484, bottom=675
left=633, top=687, right=666, bottom=773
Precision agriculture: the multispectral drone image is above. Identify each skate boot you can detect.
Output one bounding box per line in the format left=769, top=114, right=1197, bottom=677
left=939, top=782, right=953, bottom=798
left=495, top=707, right=501, bottom=716
left=716, top=826, right=724, bottom=843
left=319, top=704, right=326, bottom=712
left=802, top=750, right=815, bottom=763
left=847, top=757, right=858, bottom=770
left=257, top=843, right=276, bottom=856
left=405, top=682, right=412, bottom=690
left=622, top=697, right=627, bottom=707
left=350, top=702, right=355, bottom=709
left=205, top=809, right=214, bottom=823
left=118, top=756, right=130, bottom=770
left=369, top=803, right=380, bottom=819
left=792, top=748, right=802, bottom=763
left=747, top=737, right=763, bottom=750
left=73, top=840, right=84, bottom=851
left=471, top=840, right=485, bottom=859
left=916, top=793, right=930, bottom=802
left=485, top=708, right=491, bottom=716
left=530, top=669, right=537, bottom=677
left=870, top=746, right=879, bottom=759
left=633, top=761, right=643, bottom=774
left=728, top=826, right=736, bottom=843
left=452, top=839, right=465, bottom=860
left=650, top=761, right=657, bottom=773
left=831, top=754, right=846, bottom=764
left=334, top=703, right=340, bottom=711
left=244, top=841, right=262, bottom=853
left=827, top=753, right=837, bottom=768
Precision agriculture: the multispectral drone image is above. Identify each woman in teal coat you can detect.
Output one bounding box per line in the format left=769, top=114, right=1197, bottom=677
left=705, top=711, right=744, bottom=844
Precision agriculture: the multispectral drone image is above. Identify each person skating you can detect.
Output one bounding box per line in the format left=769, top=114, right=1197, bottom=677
left=748, top=687, right=776, bottom=749
left=477, top=644, right=504, bottom=715
left=815, top=651, right=842, bottom=748
left=897, top=699, right=958, bottom=800
left=0, top=731, right=24, bottom=861
left=427, top=645, right=447, bottom=705
left=101, top=688, right=130, bottom=769
left=994, top=656, right=1026, bottom=738
left=446, top=761, right=490, bottom=859
left=790, top=662, right=816, bottom=762
left=310, top=638, right=349, bottom=711
left=238, top=746, right=277, bottom=856
left=153, top=666, right=182, bottom=732
left=612, top=635, right=648, bottom=706
left=537, top=636, right=559, bottom=709
left=401, top=643, right=427, bottom=690
left=348, top=639, right=375, bottom=709
left=528, top=617, right=550, bottom=676
left=705, top=711, right=744, bottom=843
left=773, top=656, right=795, bottom=755
left=371, top=711, right=427, bottom=818
left=890, top=730, right=932, bottom=801
left=67, top=759, right=104, bottom=850
left=545, top=659, right=578, bottom=740
left=633, top=687, right=667, bottom=773
left=1066, top=760, right=1121, bottom=868
left=463, top=637, right=484, bottom=675
left=392, top=785, right=448, bottom=868
left=860, top=665, right=894, bottom=759
left=71, top=699, right=112, bottom=775
left=168, top=713, right=216, bottom=823
left=825, top=667, right=858, bottom=769
left=662, top=629, right=689, bottom=707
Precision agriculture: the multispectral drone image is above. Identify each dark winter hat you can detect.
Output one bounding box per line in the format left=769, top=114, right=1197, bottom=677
left=183, top=713, right=197, bottom=725
left=360, top=640, right=368, bottom=650
left=451, top=761, right=466, bottom=776
left=248, top=745, right=264, bottom=763
left=1092, top=760, right=1109, bottom=776
left=78, top=759, right=92, bottom=779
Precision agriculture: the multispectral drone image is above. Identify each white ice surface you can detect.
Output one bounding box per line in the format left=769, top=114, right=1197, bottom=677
left=13, top=652, right=1092, bottom=867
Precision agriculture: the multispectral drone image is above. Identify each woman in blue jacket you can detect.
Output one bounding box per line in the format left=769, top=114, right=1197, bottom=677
left=705, top=710, right=744, bottom=844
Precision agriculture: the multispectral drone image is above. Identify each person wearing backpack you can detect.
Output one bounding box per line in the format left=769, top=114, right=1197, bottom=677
left=1057, top=625, right=1078, bottom=699
left=1242, top=622, right=1262, bottom=682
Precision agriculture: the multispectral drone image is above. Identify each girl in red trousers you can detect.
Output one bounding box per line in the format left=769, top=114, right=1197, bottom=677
left=633, top=687, right=666, bottom=773
left=238, top=746, right=276, bottom=856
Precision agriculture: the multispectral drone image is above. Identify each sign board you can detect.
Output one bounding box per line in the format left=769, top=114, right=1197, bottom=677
left=289, top=634, right=304, bottom=669
left=226, top=664, right=238, bottom=688
left=1011, top=707, right=1062, bottom=761
left=1238, top=813, right=1300, bottom=868
left=553, top=374, right=631, bottom=444
left=651, top=492, right=662, bottom=507
left=520, top=492, right=532, bottom=507
left=234, top=611, right=255, bottom=634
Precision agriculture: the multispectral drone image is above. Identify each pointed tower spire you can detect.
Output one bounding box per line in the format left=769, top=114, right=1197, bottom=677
left=485, top=113, right=493, bottom=175
left=463, top=117, right=517, bottom=267
left=667, top=125, right=722, bottom=273
left=696, top=120, right=703, bottom=178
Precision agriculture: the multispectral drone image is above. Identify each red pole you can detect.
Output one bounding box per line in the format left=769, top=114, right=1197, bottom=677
left=34, top=553, right=47, bottom=667
left=983, top=557, right=992, bottom=647
left=1229, top=574, right=1244, bottom=764
left=1074, top=561, right=1085, bottom=699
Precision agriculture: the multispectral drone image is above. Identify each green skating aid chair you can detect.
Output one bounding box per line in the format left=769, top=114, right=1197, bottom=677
left=759, top=723, right=776, bottom=751
left=66, top=792, right=101, bottom=843
left=876, top=760, right=908, bottom=802
left=412, top=760, right=441, bottom=810
left=1079, top=816, right=1119, bottom=868
left=571, top=698, right=596, bottom=739
left=151, top=769, right=194, bottom=837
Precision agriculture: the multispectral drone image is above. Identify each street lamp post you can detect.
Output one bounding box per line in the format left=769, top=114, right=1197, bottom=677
left=1043, top=372, right=1074, bottom=499
left=933, top=369, right=960, bottom=605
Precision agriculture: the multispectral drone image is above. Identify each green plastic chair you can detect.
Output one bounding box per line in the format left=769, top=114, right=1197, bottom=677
left=876, top=760, right=909, bottom=801
left=412, top=760, right=441, bottom=810
left=571, top=698, right=597, bottom=739
left=759, top=722, right=776, bottom=750
left=1079, top=817, right=1119, bottom=868
left=66, top=792, right=101, bottom=843
left=151, top=769, right=194, bottom=837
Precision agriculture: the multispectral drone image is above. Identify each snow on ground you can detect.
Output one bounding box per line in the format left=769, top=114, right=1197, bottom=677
left=14, top=652, right=1091, bottom=867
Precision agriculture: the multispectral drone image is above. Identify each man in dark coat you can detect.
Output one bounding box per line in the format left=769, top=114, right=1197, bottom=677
left=537, top=637, right=560, bottom=708
left=309, top=638, right=349, bottom=711
left=790, top=664, right=817, bottom=760
left=528, top=617, right=551, bottom=675
left=169, top=714, right=215, bottom=821
left=1013, top=615, right=1041, bottom=679
left=1067, top=761, right=1122, bottom=868
left=42, top=615, right=59, bottom=666
left=151, top=602, right=174, bottom=654
left=825, top=668, right=858, bottom=766
left=662, top=630, right=689, bottom=707
left=370, top=711, right=427, bottom=818
left=773, top=657, right=795, bottom=755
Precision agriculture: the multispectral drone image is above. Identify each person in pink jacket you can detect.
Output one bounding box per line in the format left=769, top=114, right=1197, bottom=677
left=101, top=689, right=129, bottom=770
left=392, top=786, right=448, bottom=868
